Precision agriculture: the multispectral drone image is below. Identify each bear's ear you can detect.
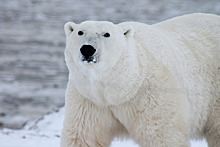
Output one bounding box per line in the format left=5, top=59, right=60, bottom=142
left=122, top=26, right=134, bottom=38
left=64, top=22, right=76, bottom=36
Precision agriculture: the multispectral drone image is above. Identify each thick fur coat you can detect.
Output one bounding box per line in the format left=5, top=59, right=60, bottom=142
left=61, top=13, right=220, bottom=147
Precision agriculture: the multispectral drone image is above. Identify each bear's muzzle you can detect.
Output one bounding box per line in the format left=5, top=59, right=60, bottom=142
left=80, top=45, right=98, bottom=64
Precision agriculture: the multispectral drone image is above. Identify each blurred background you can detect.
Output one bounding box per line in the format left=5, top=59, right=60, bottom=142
left=0, top=0, right=219, bottom=130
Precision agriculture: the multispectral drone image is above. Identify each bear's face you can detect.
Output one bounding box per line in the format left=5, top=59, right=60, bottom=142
left=64, top=21, right=134, bottom=71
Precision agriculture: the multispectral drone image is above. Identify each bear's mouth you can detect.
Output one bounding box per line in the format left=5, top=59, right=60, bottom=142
left=80, top=45, right=99, bottom=64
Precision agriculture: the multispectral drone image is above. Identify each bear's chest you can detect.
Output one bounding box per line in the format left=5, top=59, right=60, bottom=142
left=71, top=72, right=114, bottom=105
left=71, top=66, right=142, bottom=106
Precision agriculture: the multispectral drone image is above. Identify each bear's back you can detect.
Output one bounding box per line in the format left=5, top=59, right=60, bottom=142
left=154, top=13, right=220, bottom=67
left=120, top=13, right=220, bottom=138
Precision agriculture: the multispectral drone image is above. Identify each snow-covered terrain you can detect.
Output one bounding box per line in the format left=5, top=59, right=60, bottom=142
left=0, top=107, right=207, bottom=147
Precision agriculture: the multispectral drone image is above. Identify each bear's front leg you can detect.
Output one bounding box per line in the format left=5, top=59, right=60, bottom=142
left=112, top=92, right=191, bottom=147
left=60, top=82, right=125, bottom=147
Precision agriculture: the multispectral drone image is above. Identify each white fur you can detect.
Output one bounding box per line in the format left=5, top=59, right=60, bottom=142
left=61, top=13, right=220, bottom=147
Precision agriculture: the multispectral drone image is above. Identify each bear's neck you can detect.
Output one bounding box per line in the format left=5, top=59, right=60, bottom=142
left=70, top=46, right=144, bottom=106
left=101, top=48, right=143, bottom=105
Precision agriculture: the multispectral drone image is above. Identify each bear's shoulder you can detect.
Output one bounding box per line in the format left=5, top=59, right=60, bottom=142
left=153, top=13, right=220, bottom=30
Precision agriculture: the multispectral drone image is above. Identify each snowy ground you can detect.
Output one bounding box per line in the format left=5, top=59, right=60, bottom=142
left=0, top=107, right=208, bottom=147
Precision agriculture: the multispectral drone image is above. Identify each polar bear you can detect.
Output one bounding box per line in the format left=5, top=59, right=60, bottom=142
left=61, top=13, right=220, bottom=147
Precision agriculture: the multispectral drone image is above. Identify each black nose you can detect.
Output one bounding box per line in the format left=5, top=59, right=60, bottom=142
left=80, top=45, right=96, bottom=57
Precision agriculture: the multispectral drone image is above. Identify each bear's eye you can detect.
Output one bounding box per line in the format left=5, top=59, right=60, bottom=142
left=103, top=33, right=110, bottom=37
left=78, top=31, right=84, bottom=36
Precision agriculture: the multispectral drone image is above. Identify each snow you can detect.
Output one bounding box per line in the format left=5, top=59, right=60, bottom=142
left=0, top=107, right=207, bottom=147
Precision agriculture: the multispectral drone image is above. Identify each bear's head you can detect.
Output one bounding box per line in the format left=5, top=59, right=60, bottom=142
left=64, top=21, right=142, bottom=106
left=64, top=21, right=134, bottom=70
